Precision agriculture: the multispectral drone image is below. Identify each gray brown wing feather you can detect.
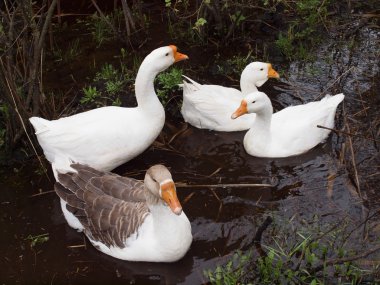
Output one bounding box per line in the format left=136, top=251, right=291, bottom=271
left=71, top=163, right=146, bottom=202
left=54, top=164, right=149, bottom=248
left=89, top=176, right=146, bottom=202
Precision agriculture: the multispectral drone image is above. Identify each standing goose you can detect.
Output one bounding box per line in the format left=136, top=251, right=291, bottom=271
left=181, top=62, right=279, bottom=131
left=55, top=164, right=192, bottom=262
left=29, top=46, right=188, bottom=179
left=231, top=91, right=345, bottom=157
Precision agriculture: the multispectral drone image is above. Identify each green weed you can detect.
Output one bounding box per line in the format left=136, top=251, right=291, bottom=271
left=86, top=10, right=123, bottom=47
left=25, top=233, right=49, bottom=248
left=205, top=251, right=251, bottom=285
left=205, top=215, right=377, bottom=284
left=95, top=63, right=120, bottom=82
left=81, top=86, right=100, bottom=104
left=275, top=0, right=331, bottom=61
left=216, top=50, right=254, bottom=76
left=52, top=39, right=81, bottom=63
left=156, top=67, right=183, bottom=106
left=79, top=50, right=136, bottom=107
left=105, top=80, right=124, bottom=95
left=65, top=38, right=81, bottom=61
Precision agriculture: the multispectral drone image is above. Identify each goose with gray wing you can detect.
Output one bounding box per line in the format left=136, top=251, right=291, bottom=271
left=55, top=164, right=192, bottom=262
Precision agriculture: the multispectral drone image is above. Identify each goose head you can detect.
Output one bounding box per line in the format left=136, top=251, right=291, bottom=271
left=231, top=91, right=272, bottom=119
left=240, top=62, right=279, bottom=92
left=144, top=164, right=182, bottom=215
left=144, top=45, right=188, bottom=73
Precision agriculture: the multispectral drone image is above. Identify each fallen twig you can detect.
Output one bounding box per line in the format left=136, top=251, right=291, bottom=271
left=176, top=182, right=273, bottom=188
left=67, top=244, right=86, bottom=249
left=168, top=123, right=189, bottom=145
left=207, top=167, right=222, bottom=177
left=343, top=105, right=362, bottom=199
left=2, top=70, right=51, bottom=183
left=29, top=190, right=55, bottom=197
left=315, top=66, right=355, bottom=100
left=317, top=125, right=380, bottom=143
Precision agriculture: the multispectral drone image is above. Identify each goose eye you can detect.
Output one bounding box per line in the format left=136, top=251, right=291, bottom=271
left=260, top=68, right=264, bottom=71
left=165, top=52, right=169, bottom=56
left=252, top=100, right=256, bottom=103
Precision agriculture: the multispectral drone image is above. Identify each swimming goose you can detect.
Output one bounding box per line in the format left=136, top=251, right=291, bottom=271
left=181, top=62, right=279, bottom=131
left=231, top=91, right=344, bottom=157
left=55, top=164, right=192, bottom=262
left=29, top=46, right=188, bottom=179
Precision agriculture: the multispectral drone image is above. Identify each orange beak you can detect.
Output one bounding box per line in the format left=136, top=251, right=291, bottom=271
left=267, top=63, right=280, bottom=78
left=169, top=45, right=189, bottom=62
left=231, top=100, right=248, bottom=119
left=160, top=181, right=182, bottom=215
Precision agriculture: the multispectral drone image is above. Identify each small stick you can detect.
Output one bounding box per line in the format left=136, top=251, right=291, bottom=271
left=2, top=69, right=51, bottom=182
left=343, top=108, right=362, bottom=199
left=209, top=188, right=223, bottom=221
left=176, top=182, right=273, bottom=188
left=315, top=66, right=355, bottom=100
left=67, top=244, right=86, bottom=249
left=182, top=192, right=195, bottom=205
left=90, top=0, right=118, bottom=37
left=29, top=190, right=55, bottom=197
left=207, top=167, right=222, bottom=177
left=352, top=106, right=370, bottom=117
left=317, top=125, right=380, bottom=143
left=168, top=123, right=189, bottom=144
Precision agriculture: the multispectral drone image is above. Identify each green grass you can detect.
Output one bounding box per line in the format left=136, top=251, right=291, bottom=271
left=52, top=38, right=82, bottom=63
left=205, top=252, right=251, bottom=285
left=205, top=214, right=378, bottom=284
left=216, top=50, right=254, bottom=77
left=274, top=0, right=331, bottom=61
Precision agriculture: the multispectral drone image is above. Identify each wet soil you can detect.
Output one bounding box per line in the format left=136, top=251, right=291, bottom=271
left=1, top=4, right=379, bottom=285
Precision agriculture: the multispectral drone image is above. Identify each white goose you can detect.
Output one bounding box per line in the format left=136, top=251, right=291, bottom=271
left=231, top=91, right=345, bottom=157
left=29, top=45, right=188, bottom=179
left=181, top=62, right=279, bottom=131
left=55, top=164, right=192, bottom=262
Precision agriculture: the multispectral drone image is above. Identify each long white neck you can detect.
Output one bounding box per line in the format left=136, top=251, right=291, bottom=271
left=240, top=74, right=258, bottom=95
left=244, top=105, right=273, bottom=153
left=135, top=58, right=162, bottom=109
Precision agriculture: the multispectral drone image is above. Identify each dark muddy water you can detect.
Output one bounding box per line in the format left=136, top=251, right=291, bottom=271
left=1, top=15, right=379, bottom=285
